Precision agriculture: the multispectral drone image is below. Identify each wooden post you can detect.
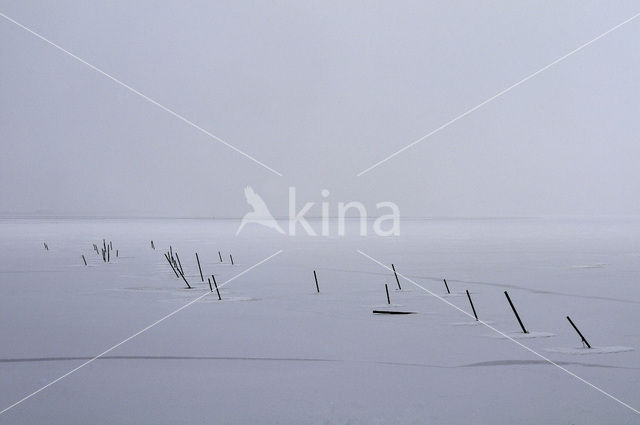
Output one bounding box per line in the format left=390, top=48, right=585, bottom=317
left=116, top=249, right=119, bottom=257
left=212, top=274, right=221, bottom=300
left=313, top=270, right=320, bottom=293
left=566, top=316, right=591, bottom=348
left=466, top=290, right=478, bottom=321
left=504, top=291, right=528, bottom=334
left=164, top=253, right=180, bottom=278
left=207, top=277, right=213, bottom=292
left=107, top=246, right=110, bottom=262
left=175, top=253, right=184, bottom=275
left=391, top=264, right=401, bottom=290
left=82, top=255, right=87, bottom=266
left=230, top=254, right=234, bottom=265
left=178, top=267, right=191, bottom=289
left=218, top=251, right=223, bottom=262
left=385, top=284, right=391, bottom=305
left=443, top=279, right=450, bottom=294
left=195, top=252, right=204, bottom=282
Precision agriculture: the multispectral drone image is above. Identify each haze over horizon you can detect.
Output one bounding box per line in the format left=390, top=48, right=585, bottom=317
left=2, top=1, right=640, bottom=218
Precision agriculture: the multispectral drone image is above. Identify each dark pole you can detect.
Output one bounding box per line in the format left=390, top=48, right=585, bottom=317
left=391, top=264, right=401, bottom=290
left=151, top=240, right=155, bottom=249
left=178, top=267, right=191, bottom=289
left=107, top=246, right=110, bottom=262
left=385, top=284, right=391, bottom=305
left=466, top=290, right=478, bottom=321
left=164, top=253, right=180, bottom=278
left=313, top=270, right=320, bottom=293
left=444, top=279, right=450, bottom=294
left=218, top=251, right=223, bottom=262
left=195, top=252, right=204, bottom=282
left=82, top=255, right=87, bottom=266
left=175, top=253, right=184, bottom=275
left=207, top=278, right=213, bottom=292
left=504, top=291, right=528, bottom=334
left=566, top=316, right=591, bottom=348
left=230, top=254, right=234, bottom=265
left=212, top=274, right=221, bottom=300
left=116, top=249, right=118, bottom=257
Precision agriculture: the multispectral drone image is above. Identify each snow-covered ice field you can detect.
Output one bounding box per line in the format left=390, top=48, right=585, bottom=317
left=0, top=217, right=639, bottom=424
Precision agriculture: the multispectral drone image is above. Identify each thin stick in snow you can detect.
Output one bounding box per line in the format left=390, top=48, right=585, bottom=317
left=230, top=254, right=234, bottom=265
left=212, top=274, right=221, bottom=300
left=175, top=253, right=184, bottom=275
left=313, top=270, right=320, bottom=293
left=164, top=253, right=179, bottom=278
left=385, top=284, right=391, bottom=305
left=82, top=255, right=87, bottom=266
left=218, top=251, right=223, bottom=262
left=195, top=252, right=204, bottom=282
left=466, top=290, right=478, bottom=320
left=504, top=291, right=528, bottom=334
left=391, top=264, right=401, bottom=290
left=443, top=279, right=450, bottom=294
left=178, top=267, right=191, bottom=289
left=566, top=316, right=592, bottom=348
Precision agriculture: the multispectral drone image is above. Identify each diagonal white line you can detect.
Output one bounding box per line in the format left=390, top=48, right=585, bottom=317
left=0, top=11, right=283, bottom=177
left=356, top=249, right=640, bottom=415
left=357, top=11, right=640, bottom=177
left=0, top=249, right=282, bottom=416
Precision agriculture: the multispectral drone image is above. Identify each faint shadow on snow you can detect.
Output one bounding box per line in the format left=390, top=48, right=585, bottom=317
left=545, top=346, right=634, bottom=355
left=197, top=296, right=256, bottom=303
left=486, top=331, right=555, bottom=339
left=0, top=355, right=337, bottom=364
left=450, top=320, right=495, bottom=326
left=1, top=356, right=636, bottom=371
left=460, top=359, right=639, bottom=369
left=439, top=292, right=465, bottom=298
left=570, top=263, right=607, bottom=269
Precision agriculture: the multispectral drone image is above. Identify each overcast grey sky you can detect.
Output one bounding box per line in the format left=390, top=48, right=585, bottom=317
left=1, top=1, right=639, bottom=218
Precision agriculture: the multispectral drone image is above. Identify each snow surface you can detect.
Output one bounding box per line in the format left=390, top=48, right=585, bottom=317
left=545, top=346, right=634, bottom=355
left=0, top=217, right=639, bottom=424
